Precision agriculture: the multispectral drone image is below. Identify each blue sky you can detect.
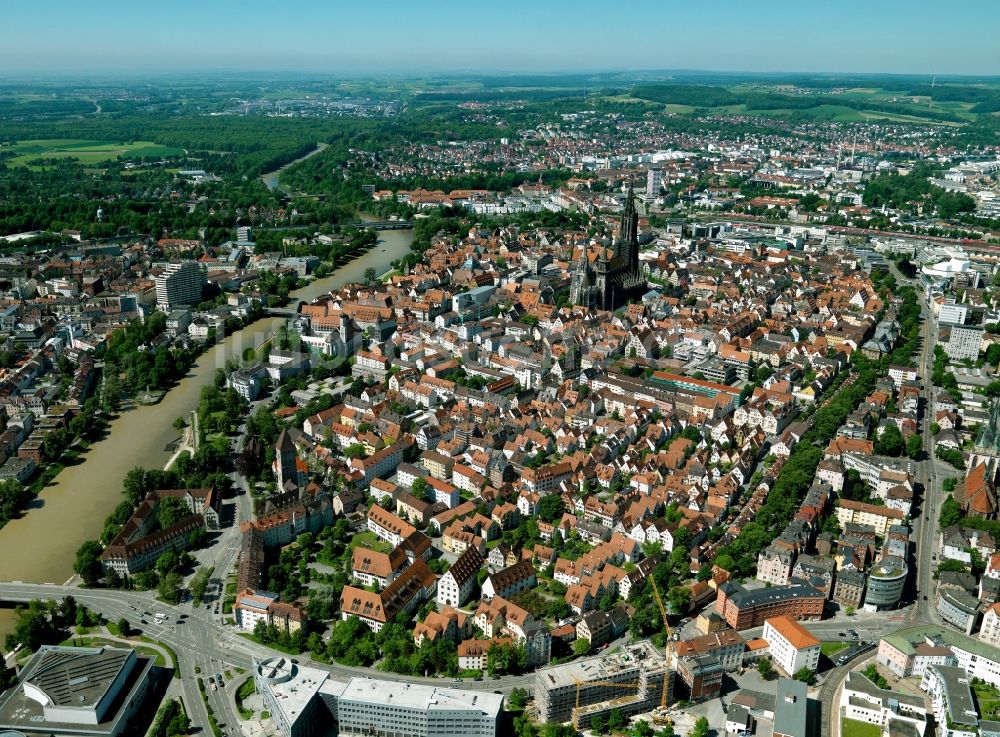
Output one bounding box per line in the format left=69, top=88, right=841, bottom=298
left=3, top=0, right=998, bottom=76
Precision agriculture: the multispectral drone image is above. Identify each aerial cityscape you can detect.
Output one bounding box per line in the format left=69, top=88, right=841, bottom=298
left=2, top=3, right=1000, bottom=737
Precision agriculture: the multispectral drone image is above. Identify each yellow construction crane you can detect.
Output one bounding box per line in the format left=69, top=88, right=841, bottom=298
left=573, top=678, right=641, bottom=730
left=648, top=576, right=675, bottom=710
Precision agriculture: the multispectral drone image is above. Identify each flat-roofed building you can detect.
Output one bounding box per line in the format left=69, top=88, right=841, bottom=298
left=773, top=679, right=809, bottom=737
left=0, top=645, right=155, bottom=737
left=321, top=677, right=503, bottom=737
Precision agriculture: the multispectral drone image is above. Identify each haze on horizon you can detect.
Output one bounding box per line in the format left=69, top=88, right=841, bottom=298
left=2, top=0, right=999, bottom=78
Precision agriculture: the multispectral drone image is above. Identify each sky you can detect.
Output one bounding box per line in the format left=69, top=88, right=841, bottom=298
left=2, top=0, right=998, bottom=77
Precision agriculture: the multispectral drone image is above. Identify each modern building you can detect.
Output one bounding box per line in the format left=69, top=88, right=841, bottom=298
left=841, top=670, right=928, bottom=737
left=324, top=678, right=503, bottom=737
left=155, top=261, right=206, bottom=310
left=863, top=557, right=908, bottom=611
left=646, top=168, right=663, bottom=197
left=877, top=626, right=1000, bottom=686
left=946, top=325, right=984, bottom=362
left=0, top=645, right=155, bottom=737
left=674, top=653, right=725, bottom=701
left=937, top=589, right=981, bottom=635
left=762, top=616, right=820, bottom=677
left=920, top=665, right=980, bottom=737
left=939, top=302, right=969, bottom=326
left=253, top=656, right=504, bottom=737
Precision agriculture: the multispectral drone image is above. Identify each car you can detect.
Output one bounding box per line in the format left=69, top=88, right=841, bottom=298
left=838, top=632, right=846, bottom=637
left=932, top=555, right=937, bottom=561
left=139, top=618, right=147, bottom=624
left=923, top=595, right=928, bottom=600
left=211, top=682, right=217, bottom=691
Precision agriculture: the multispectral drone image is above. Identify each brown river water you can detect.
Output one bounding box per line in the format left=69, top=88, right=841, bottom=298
left=0, top=224, right=413, bottom=641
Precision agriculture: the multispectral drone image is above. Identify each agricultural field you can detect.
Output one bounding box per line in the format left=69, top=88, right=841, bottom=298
left=1, top=139, right=184, bottom=168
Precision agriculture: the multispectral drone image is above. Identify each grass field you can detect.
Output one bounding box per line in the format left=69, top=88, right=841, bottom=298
left=974, top=680, right=1000, bottom=719
left=3, top=139, right=183, bottom=168
left=821, top=642, right=850, bottom=657
left=841, top=718, right=881, bottom=737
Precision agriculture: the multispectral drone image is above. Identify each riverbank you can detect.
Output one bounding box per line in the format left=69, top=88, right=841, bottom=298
left=0, top=224, right=414, bottom=643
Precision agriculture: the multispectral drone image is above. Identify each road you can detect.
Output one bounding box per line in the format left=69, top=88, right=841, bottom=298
left=0, top=581, right=536, bottom=735
left=814, top=261, right=949, bottom=737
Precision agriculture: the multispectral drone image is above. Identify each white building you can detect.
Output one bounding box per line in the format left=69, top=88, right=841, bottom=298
left=437, top=546, right=483, bottom=608
left=762, top=616, right=820, bottom=677
left=155, top=261, right=206, bottom=310
left=322, top=678, right=503, bottom=737
left=840, top=670, right=928, bottom=737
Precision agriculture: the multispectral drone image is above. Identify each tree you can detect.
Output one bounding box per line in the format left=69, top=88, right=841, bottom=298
left=537, top=494, right=566, bottom=523
left=158, top=572, right=182, bottom=605
left=690, top=717, right=710, bottom=737
left=344, top=443, right=366, bottom=459
left=757, top=657, right=774, bottom=679
left=364, top=267, right=378, bottom=285
left=905, top=434, right=922, bottom=460
left=862, top=663, right=889, bottom=689
left=74, top=540, right=104, bottom=586
left=411, top=477, right=430, bottom=501
left=508, top=687, right=528, bottom=711
left=794, top=666, right=815, bottom=684
left=940, top=495, right=963, bottom=528
left=667, top=585, right=690, bottom=615
left=573, top=637, right=591, bottom=657
left=874, top=424, right=904, bottom=457
left=156, top=550, right=179, bottom=577
left=631, top=722, right=656, bottom=737
left=608, top=708, right=627, bottom=732
left=591, top=715, right=608, bottom=735
left=116, top=617, right=130, bottom=637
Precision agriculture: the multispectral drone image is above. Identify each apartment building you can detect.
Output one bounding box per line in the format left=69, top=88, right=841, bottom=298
left=716, top=582, right=825, bottom=630
left=762, top=616, right=820, bottom=676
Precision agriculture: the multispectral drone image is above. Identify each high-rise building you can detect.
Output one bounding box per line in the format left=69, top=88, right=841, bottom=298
left=236, top=225, right=253, bottom=243
left=155, top=261, right=206, bottom=310
left=646, top=167, right=663, bottom=196
left=946, top=324, right=983, bottom=362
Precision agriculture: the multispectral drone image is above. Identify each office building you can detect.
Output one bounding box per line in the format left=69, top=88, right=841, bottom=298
left=0, top=645, right=155, bottom=737
left=323, top=678, right=503, bottom=737
left=253, top=656, right=503, bottom=737
left=155, top=261, right=206, bottom=310
left=715, top=582, right=825, bottom=630
left=863, top=557, right=908, bottom=611
left=939, top=302, right=969, bottom=326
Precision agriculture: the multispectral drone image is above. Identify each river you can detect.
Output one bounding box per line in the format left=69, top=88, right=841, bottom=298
left=0, top=222, right=413, bottom=642
left=260, top=143, right=327, bottom=193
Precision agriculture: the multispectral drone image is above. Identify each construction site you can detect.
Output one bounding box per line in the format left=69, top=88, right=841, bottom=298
left=533, top=640, right=673, bottom=729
